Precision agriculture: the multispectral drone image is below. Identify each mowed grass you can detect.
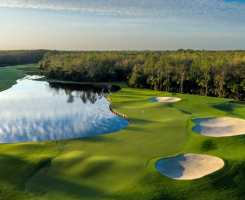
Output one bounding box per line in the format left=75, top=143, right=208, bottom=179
left=1, top=64, right=245, bottom=200
left=105, top=92, right=245, bottom=200
left=0, top=64, right=61, bottom=200
left=25, top=86, right=187, bottom=200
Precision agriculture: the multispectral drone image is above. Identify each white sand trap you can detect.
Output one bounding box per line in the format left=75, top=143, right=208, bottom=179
left=192, top=117, right=245, bottom=137
left=148, top=97, right=181, bottom=102
left=155, top=153, right=224, bottom=180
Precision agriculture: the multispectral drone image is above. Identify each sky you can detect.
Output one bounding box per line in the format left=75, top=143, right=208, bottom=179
left=0, top=0, right=245, bottom=50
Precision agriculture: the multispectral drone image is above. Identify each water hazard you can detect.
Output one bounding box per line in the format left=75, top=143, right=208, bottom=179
left=0, top=76, right=128, bottom=143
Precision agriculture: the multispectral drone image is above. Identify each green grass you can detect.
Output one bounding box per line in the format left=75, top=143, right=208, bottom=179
left=18, top=64, right=44, bottom=75
left=1, top=64, right=245, bottom=199
left=0, top=63, right=39, bottom=92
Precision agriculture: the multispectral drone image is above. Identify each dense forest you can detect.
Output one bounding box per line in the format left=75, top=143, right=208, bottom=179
left=2, top=50, right=245, bottom=100
left=0, top=50, right=53, bottom=67
left=38, top=50, right=245, bottom=100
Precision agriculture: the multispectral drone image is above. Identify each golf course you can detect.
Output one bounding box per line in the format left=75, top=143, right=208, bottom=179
left=1, top=64, right=245, bottom=200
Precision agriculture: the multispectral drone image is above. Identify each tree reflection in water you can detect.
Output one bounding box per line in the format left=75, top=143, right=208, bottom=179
left=48, top=82, right=120, bottom=104
left=0, top=78, right=127, bottom=143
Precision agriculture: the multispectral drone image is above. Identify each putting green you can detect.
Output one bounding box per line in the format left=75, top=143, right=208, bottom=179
left=1, top=65, right=245, bottom=200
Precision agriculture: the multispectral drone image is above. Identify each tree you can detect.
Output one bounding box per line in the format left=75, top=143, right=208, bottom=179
left=200, top=57, right=213, bottom=96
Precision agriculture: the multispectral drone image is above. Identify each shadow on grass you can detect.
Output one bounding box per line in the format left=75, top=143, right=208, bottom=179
left=201, top=140, right=218, bottom=151
left=230, top=101, right=245, bottom=105
left=18, top=157, right=55, bottom=190
left=74, top=135, right=120, bottom=143
left=0, top=153, right=54, bottom=192
left=207, top=160, right=245, bottom=199
left=179, top=109, right=192, bottom=115
left=0, top=152, right=108, bottom=200
left=166, top=103, right=173, bottom=108
left=130, top=117, right=154, bottom=124
left=211, top=102, right=234, bottom=113
left=26, top=173, right=108, bottom=199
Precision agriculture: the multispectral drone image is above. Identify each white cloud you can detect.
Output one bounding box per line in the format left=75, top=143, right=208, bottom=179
left=0, top=0, right=244, bottom=23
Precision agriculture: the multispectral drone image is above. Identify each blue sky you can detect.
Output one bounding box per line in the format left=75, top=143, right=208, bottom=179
left=0, top=0, right=245, bottom=50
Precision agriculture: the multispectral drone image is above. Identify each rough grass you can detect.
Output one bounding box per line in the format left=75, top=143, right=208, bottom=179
left=1, top=65, right=245, bottom=200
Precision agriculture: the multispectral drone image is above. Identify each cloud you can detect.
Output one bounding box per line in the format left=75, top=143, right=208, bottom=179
left=0, top=0, right=244, bottom=23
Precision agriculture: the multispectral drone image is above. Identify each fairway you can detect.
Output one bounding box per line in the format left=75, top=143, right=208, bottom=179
left=1, top=65, right=245, bottom=200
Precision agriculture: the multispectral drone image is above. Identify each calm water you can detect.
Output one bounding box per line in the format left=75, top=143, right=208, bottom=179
left=0, top=76, right=128, bottom=143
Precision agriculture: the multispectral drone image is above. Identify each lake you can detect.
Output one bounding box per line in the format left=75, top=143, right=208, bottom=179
left=0, top=76, right=129, bottom=143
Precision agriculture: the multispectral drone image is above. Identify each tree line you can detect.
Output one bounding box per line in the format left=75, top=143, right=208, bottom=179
left=0, top=50, right=53, bottom=67
left=37, top=50, right=245, bottom=100
left=37, top=51, right=144, bottom=82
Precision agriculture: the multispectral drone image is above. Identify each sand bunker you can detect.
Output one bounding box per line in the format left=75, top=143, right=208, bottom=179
left=148, top=97, right=181, bottom=102
left=155, top=153, right=224, bottom=180
left=192, top=117, right=245, bottom=137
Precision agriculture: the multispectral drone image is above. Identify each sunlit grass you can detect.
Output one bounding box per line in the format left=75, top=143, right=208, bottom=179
left=1, top=65, right=245, bottom=199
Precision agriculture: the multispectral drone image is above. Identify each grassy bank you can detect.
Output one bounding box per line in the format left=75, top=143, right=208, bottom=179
left=0, top=64, right=39, bottom=92
left=0, top=64, right=245, bottom=200
left=0, top=64, right=61, bottom=200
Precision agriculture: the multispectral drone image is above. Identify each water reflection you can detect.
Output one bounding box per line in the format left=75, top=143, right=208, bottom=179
left=0, top=77, right=128, bottom=143
left=48, top=82, right=120, bottom=104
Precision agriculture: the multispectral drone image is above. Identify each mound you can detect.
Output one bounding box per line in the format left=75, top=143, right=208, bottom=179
left=192, top=117, right=245, bottom=137
left=148, top=97, right=181, bottom=102
left=155, top=153, right=224, bottom=180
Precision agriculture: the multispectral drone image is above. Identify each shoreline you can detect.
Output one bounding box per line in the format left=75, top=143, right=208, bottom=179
left=106, top=98, right=130, bottom=122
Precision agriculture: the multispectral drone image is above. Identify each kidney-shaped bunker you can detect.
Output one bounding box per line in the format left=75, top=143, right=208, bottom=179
left=155, top=153, right=224, bottom=180
left=192, top=117, right=245, bottom=137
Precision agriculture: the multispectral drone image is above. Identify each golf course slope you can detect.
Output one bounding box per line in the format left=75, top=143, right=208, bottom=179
left=192, top=117, right=245, bottom=137
left=148, top=97, right=181, bottom=102
left=155, top=153, right=224, bottom=180
left=3, top=64, right=245, bottom=200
